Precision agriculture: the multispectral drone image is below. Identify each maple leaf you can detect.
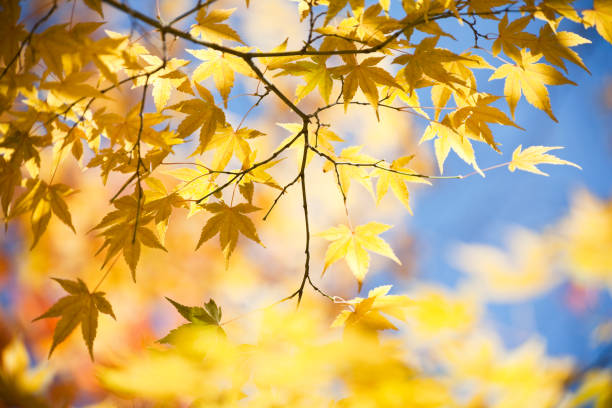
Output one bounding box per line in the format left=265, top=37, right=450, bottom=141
left=453, top=94, right=522, bottom=151
left=196, top=202, right=263, bottom=266
left=533, top=25, right=591, bottom=73
left=0, top=1, right=27, bottom=67
left=259, top=38, right=308, bottom=70
left=159, top=297, right=224, bottom=344
left=322, top=145, right=377, bottom=197
left=331, top=285, right=411, bottom=331
left=277, top=57, right=334, bottom=104
left=9, top=180, right=76, bottom=249
left=33, top=278, right=115, bottom=360
left=508, top=145, right=581, bottom=176
left=169, top=83, right=225, bottom=154
left=238, top=151, right=282, bottom=203
left=325, top=0, right=364, bottom=25
left=97, top=104, right=168, bottom=148
left=187, top=48, right=255, bottom=108
left=134, top=56, right=192, bottom=112
left=492, top=14, right=537, bottom=64
left=583, top=0, right=612, bottom=45
left=143, top=177, right=186, bottom=244
left=331, top=56, right=401, bottom=116
left=40, top=71, right=105, bottom=103
left=204, top=125, right=265, bottom=172
left=92, top=195, right=167, bottom=280
left=165, top=163, right=218, bottom=217
left=489, top=50, right=576, bottom=122
left=317, top=222, right=400, bottom=288
left=372, top=156, right=431, bottom=215
left=393, top=36, right=466, bottom=95
left=190, top=8, right=244, bottom=44
left=421, top=119, right=482, bottom=175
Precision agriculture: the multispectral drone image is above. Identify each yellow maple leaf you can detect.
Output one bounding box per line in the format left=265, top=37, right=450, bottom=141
left=489, top=50, right=575, bottom=121
left=277, top=58, right=334, bottom=104
left=33, top=278, right=115, bottom=359
left=317, top=222, right=400, bottom=287
left=92, top=195, right=167, bottom=280
left=421, top=119, right=482, bottom=175
left=508, top=145, right=581, bottom=176
left=322, top=145, right=376, bottom=196
left=165, top=162, right=217, bottom=217
left=324, top=0, right=364, bottom=25
left=169, top=83, right=225, bottom=154
left=134, top=56, right=192, bottom=112
left=560, top=190, right=612, bottom=289
left=533, top=25, right=591, bottom=73
left=405, top=288, right=478, bottom=337
left=331, top=285, right=412, bottom=331
left=492, top=14, right=538, bottom=64
left=9, top=180, right=76, bottom=249
left=187, top=48, right=255, bottom=108
left=583, top=0, right=612, bottom=45
left=204, top=125, right=265, bottom=172
left=238, top=150, right=282, bottom=203
left=196, top=202, right=263, bottom=266
left=372, top=156, right=431, bottom=215
left=190, top=8, right=244, bottom=44
left=393, top=36, right=466, bottom=95
left=331, top=56, right=401, bottom=115
left=454, top=93, right=523, bottom=151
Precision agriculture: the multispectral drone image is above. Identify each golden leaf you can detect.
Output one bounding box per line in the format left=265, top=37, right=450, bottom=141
left=317, top=222, right=400, bottom=287
left=197, top=202, right=263, bottom=266
left=508, top=145, right=581, bottom=176
left=33, top=278, right=115, bottom=360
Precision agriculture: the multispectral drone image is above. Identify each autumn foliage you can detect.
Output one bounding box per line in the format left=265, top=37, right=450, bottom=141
left=1, top=0, right=612, bottom=407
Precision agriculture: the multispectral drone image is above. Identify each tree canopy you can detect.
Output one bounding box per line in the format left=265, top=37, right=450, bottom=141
left=1, top=0, right=612, bottom=407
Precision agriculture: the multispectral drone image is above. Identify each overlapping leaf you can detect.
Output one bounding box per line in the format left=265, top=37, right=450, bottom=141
left=197, top=202, right=263, bottom=265
left=9, top=180, right=76, bottom=248
left=489, top=51, right=576, bottom=121
left=332, top=285, right=412, bottom=331
left=372, top=156, right=431, bottom=214
left=168, top=83, right=225, bottom=154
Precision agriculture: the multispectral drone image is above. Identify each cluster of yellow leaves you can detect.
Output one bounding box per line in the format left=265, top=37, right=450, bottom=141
left=0, top=0, right=610, bottom=394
